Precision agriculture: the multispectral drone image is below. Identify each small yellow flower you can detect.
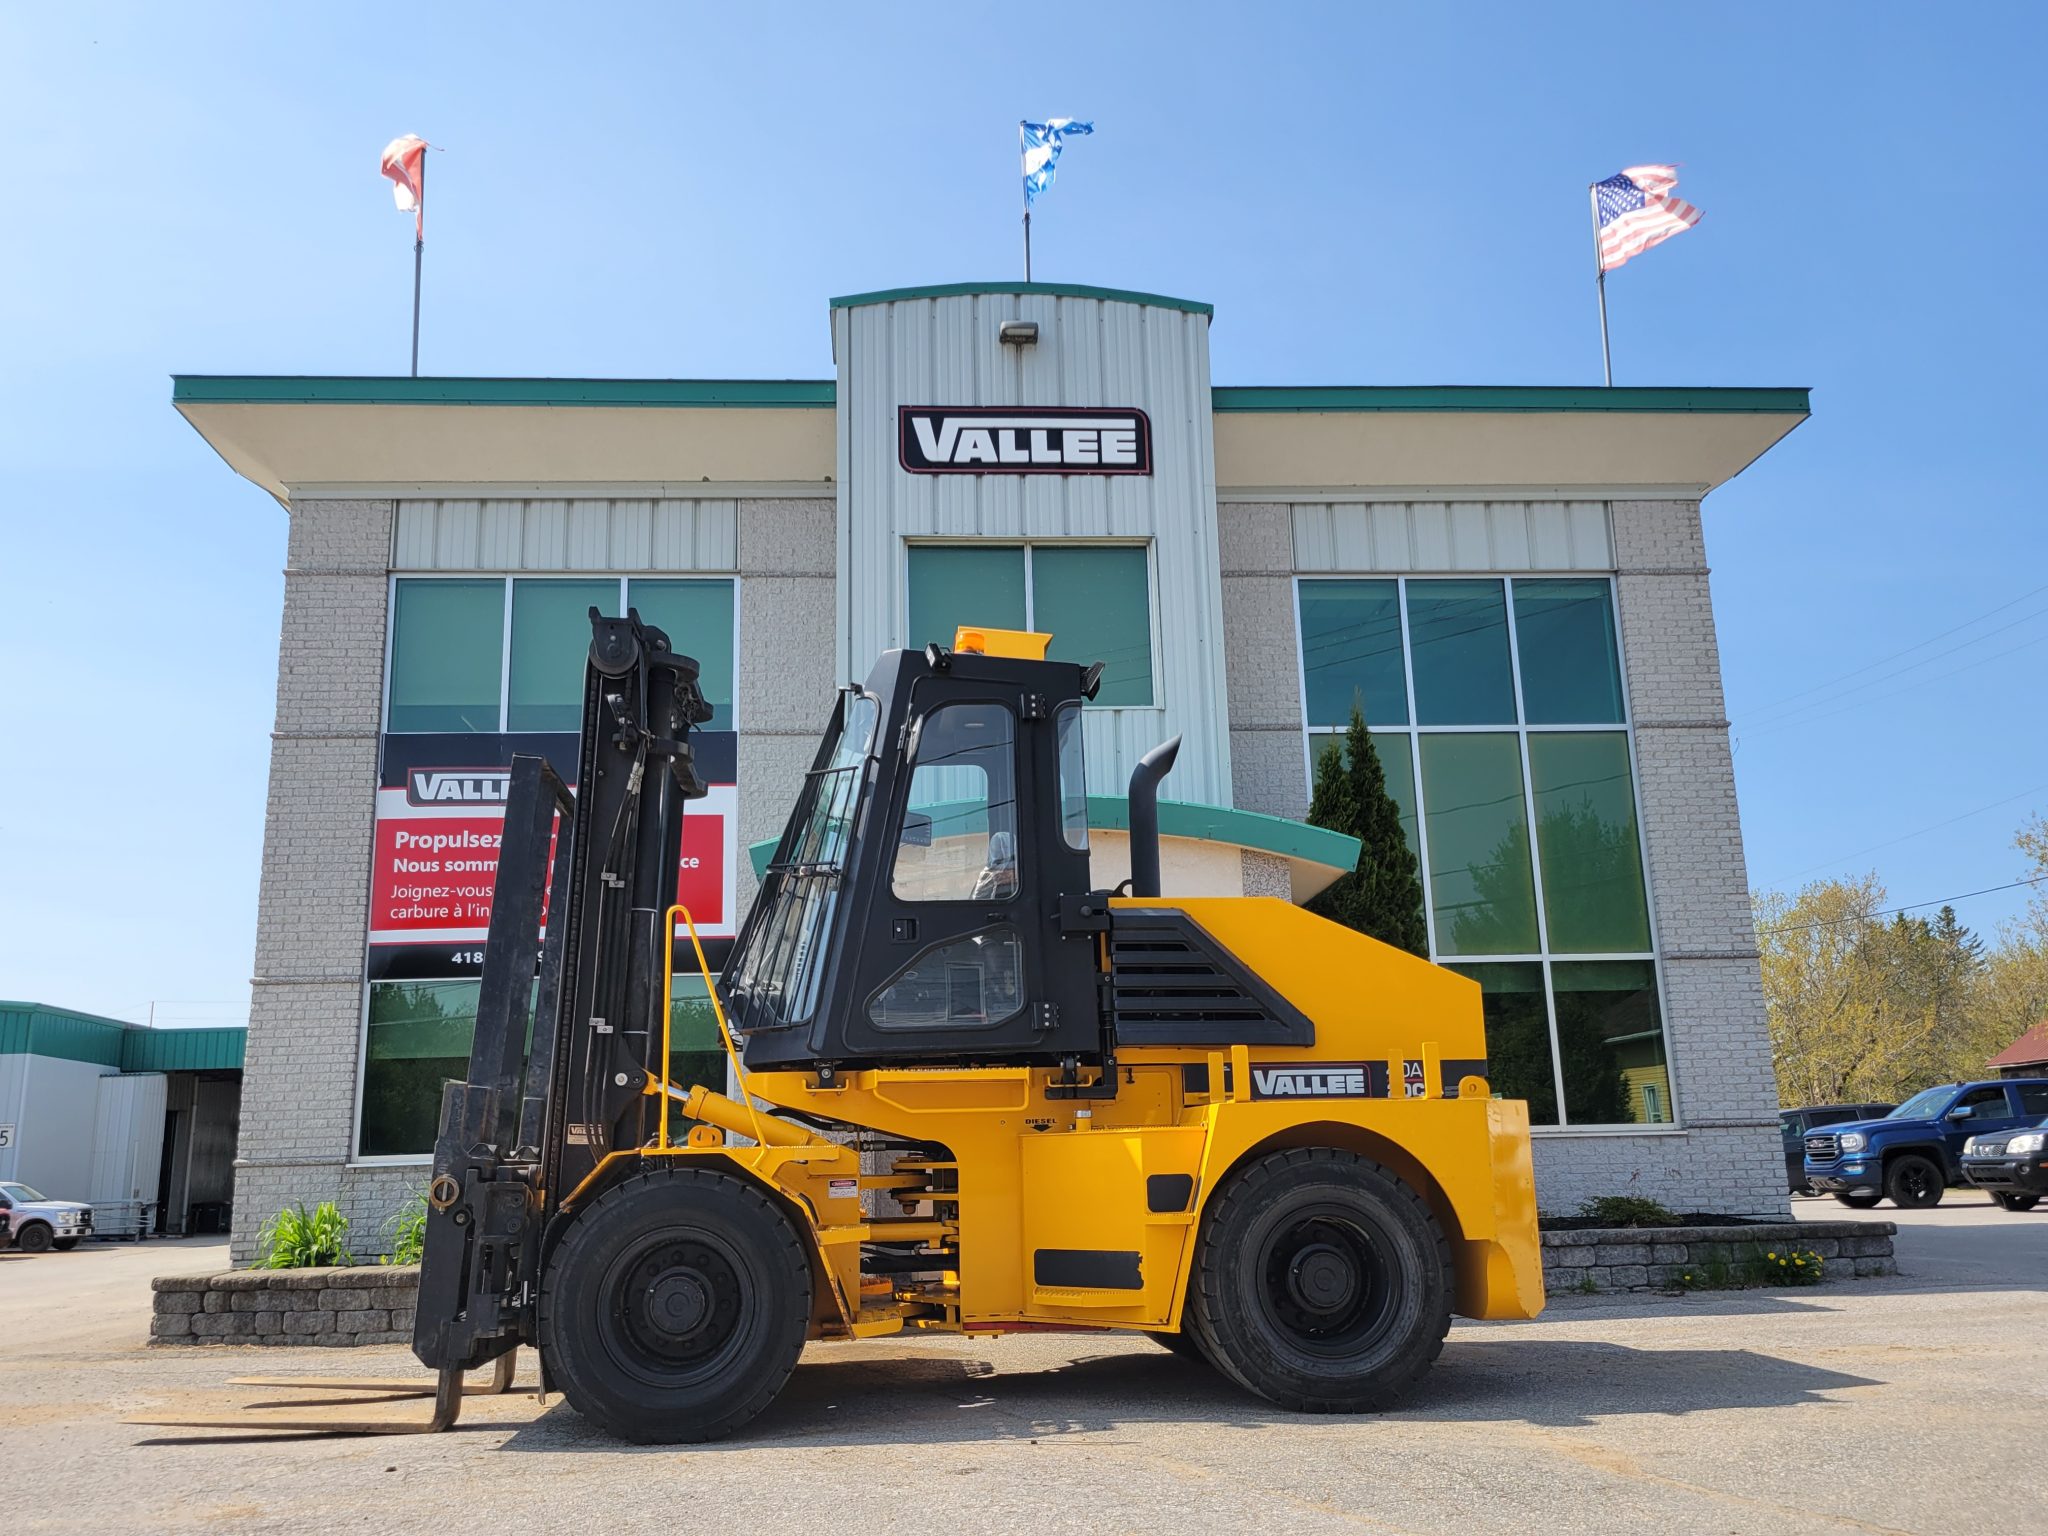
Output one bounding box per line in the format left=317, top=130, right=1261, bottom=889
left=1767, top=1251, right=1777, bottom=1260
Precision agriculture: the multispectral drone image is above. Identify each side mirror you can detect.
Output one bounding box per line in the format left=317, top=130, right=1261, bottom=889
left=1945, top=1108, right=1973, bottom=1121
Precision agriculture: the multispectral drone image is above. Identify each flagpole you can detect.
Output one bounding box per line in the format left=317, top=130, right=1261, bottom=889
left=1020, top=122, right=1032, bottom=282
left=410, top=152, right=425, bottom=377
left=1587, top=183, right=1611, bottom=387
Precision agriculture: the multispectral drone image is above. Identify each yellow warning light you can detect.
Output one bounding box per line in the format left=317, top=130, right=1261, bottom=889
left=952, top=626, right=1051, bottom=660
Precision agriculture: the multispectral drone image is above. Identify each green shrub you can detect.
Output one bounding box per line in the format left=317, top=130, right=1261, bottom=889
left=1575, top=1195, right=1678, bottom=1228
left=256, top=1201, right=355, bottom=1269
left=382, top=1190, right=429, bottom=1267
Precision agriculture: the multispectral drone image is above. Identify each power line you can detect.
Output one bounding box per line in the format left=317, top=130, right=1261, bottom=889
left=1758, top=874, right=2047, bottom=935
left=1767, top=779, right=2048, bottom=884
left=1740, top=626, right=2048, bottom=740
left=1742, top=579, right=2048, bottom=717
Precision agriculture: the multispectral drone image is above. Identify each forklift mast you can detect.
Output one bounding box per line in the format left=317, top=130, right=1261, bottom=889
left=412, top=609, right=711, bottom=1373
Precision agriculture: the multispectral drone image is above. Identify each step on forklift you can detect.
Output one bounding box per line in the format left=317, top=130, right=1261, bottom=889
left=141, top=612, right=1541, bottom=1442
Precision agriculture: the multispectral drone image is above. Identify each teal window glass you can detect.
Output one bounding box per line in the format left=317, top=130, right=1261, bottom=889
left=1513, top=579, right=1625, bottom=724
left=664, top=974, right=728, bottom=1108
left=1299, top=580, right=1409, bottom=726
left=508, top=579, right=618, bottom=733
left=1376, top=732, right=1419, bottom=861
left=1529, top=733, right=1652, bottom=953
left=387, top=579, right=504, bottom=732
left=1446, top=962, right=1557, bottom=1126
left=631, top=579, right=738, bottom=729
left=907, top=546, right=1027, bottom=651
left=1551, top=961, right=1669, bottom=1125
left=1420, top=733, right=1539, bottom=955
left=1032, top=546, right=1154, bottom=706
left=360, top=980, right=481, bottom=1156
left=1407, top=579, right=1515, bottom=725
left=1308, top=730, right=1418, bottom=860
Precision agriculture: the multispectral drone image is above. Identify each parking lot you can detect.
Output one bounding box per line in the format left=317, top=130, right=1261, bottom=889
left=3, top=1196, right=2044, bottom=1536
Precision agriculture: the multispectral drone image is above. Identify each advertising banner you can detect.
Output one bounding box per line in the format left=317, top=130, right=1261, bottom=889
left=367, top=731, right=739, bottom=982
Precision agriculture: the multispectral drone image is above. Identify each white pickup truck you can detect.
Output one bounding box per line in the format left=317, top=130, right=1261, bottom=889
left=0, top=1182, right=93, bottom=1253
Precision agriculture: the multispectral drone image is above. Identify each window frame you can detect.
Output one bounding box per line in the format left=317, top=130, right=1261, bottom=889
left=380, top=572, right=742, bottom=736
left=902, top=539, right=1161, bottom=709
left=1292, top=570, right=1675, bottom=1133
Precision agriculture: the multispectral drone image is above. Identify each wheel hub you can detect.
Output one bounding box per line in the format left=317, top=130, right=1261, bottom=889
left=648, top=1271, right=712, bottom=1337
left=1287, top=1242, right=1361, bottom=1316
left=613, top=1238, right=745, bottom=1370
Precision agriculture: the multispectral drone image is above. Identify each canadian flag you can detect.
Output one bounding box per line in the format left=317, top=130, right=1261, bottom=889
left=380, top=134, right=429, bottom=239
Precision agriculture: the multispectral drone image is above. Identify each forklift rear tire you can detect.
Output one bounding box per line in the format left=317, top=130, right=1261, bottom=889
left=537, top=1166, right=813, bottom=1443
left=1187, top=1147, right=1450, bottom=1413
left=1145, top=1329, right=1212, bottom=1366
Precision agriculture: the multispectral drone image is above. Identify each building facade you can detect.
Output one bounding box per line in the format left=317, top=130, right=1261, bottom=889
left=176, top=282, right=1808, bottom=1259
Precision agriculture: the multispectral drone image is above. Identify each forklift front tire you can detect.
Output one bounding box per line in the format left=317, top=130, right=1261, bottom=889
left=1145, top=1329, right=1213, bottom=1366
left=537, top=1166, right=813, bottom=1443
left=1187, top=1147, right=1451, bottom=1413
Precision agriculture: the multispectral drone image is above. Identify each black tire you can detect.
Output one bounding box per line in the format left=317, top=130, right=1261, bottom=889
left=1145, top=1329, right=1212, bottom=1365
left=14, top=1222, right=53, bottom=1254
left=1993, top=1192, right=2041, bottom=1212
left=536, top=1166, right=813, bottom=1443
left=51, top=1237, right=78, bottom=1251
left=1885, top=1154, right=1945, bottom=1210
left=1186, top=1147, right=1450, bottom=1413
left=1832, top=1190, right=1882, bottom=1209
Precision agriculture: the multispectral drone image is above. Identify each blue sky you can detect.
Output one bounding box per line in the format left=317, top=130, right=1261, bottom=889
left=3, top=3, right=2044, bottom=1024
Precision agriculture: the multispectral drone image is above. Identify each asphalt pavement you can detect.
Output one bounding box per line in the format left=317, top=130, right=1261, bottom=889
left=3, top=1204, right=2044, bottom=1536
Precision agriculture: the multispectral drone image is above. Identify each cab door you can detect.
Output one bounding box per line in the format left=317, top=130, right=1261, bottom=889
left=837, top=676, right=1097, bottom=1061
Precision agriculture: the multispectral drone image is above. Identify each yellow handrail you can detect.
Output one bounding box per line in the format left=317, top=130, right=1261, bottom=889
left=662, top=903, right=769, bottom=1149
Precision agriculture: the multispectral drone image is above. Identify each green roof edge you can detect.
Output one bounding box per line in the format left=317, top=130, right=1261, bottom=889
left=747, top=795, right=1359, bottom=881
left=172, top=376, right=837, bottom=408
left=1212, top=384, right=1811, bottom=414
left=830, top=281, right=1213, bottom=316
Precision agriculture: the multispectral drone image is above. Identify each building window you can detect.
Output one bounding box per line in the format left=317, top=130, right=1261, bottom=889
left=357, top=975, right=726, bottom=1159
left=906, top=543, right=1154, bottom=706
left=1297, top=574, right=1666, bottom=1128
left=386, top=575, right=738, bottom=733
left=387, top=579, right=505, bottom=733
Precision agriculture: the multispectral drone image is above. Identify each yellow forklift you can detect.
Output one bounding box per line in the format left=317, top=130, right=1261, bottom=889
left=151, top=612, right=1541, bottom=1443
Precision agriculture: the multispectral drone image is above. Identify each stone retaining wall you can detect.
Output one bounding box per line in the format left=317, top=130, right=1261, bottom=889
left=150, top=1265, right=420, bottom=1345
left=1542, top=1219, right=1896, bottom=1294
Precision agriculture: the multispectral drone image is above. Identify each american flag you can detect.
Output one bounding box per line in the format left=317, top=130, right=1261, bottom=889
left=1593, top=165, right=1701, bottom=273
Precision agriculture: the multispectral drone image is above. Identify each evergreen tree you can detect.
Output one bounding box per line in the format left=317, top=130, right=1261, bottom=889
left=1305, top=705, right=1429, bottom=957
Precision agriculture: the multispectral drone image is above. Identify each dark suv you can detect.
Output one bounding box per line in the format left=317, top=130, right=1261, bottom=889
left=1961, top=1114, right=2048, bottom=1211
left=1780, top=1103, right=1895, bottom=1194
left=1802, top=1079, right=2048, bottom=1209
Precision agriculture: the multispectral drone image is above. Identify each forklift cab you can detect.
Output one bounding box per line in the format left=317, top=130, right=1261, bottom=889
left=725, top=631, right=1109, bottom=1071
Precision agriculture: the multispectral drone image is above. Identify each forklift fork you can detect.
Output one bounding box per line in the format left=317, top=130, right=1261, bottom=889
left=126, top=1347, right=521, bottom=1438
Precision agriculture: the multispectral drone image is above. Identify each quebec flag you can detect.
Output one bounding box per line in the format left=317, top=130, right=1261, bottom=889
left=1021, top=119, right=1093, bottom=206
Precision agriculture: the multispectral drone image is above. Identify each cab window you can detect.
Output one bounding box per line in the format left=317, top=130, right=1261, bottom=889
left=891, top=703, right=1019, bottom=903
left=1950, top=1085, right=2013, bottom=1121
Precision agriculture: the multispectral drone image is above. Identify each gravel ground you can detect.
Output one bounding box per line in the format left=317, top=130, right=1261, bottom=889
left=3, top=1197, right=2043, bottom=1536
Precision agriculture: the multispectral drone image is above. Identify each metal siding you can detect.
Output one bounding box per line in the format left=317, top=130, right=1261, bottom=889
left=1290, top=501, right=1615, bottom=572
left=836, top=292, right=1230, bottom=805
left=8, top=1055, right=115, bottom=1197
left=0, top=1052, right=24, bottom=1181
left=89, top=1073, right=168, bottom=1221
left=120, top=1026, right=246, bottom=1073
left=392, top=498, right=740, bottom=572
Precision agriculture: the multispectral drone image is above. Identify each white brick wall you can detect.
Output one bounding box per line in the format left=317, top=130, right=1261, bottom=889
left=234, top=500, right=393, bottom=1261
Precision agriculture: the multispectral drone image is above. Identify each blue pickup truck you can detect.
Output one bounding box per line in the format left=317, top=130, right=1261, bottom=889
left=1802, top=1078, right=2048, bottom=1209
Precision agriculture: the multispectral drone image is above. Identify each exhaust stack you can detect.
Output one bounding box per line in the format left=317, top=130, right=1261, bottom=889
left=1126, top=735, right=1182, bottom=899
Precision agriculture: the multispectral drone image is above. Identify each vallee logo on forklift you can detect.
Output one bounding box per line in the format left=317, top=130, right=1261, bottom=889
left=1251, top=1063, right=1377, bottom=1099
